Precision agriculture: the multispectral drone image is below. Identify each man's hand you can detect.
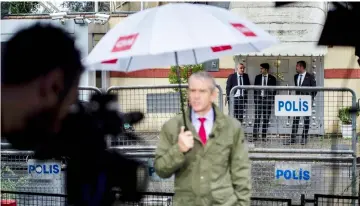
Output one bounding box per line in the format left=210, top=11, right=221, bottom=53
left=178, top=126, right=194, bottom=153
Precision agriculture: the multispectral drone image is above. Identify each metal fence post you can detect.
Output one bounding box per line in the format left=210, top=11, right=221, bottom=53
left=229, top=87, right=235, bottom=117
left=78, top=86, right=103, bottom=102
left=350, top=91, right=358, bottom=198
left=215, top=85, right=224, bottom=112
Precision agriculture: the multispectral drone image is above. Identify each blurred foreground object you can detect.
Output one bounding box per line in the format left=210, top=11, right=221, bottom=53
left=275, top=2, right=360, bottom=66
left=84, top=2, right=278, bottom=131
left=1, top=23, right=147, bottom=206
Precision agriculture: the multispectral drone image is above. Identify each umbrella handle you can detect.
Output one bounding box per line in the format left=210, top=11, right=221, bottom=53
left=177, top=72, right=188, bottom=131
left=174, top=52, right=188, bottom=131
left=180, top=95, right=188, bottom=131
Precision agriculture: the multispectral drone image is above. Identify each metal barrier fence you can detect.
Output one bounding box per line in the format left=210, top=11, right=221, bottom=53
left=2, top=149, right=358, bottom=205
left=123, top=149, right=359, bottom=204
left=1, top=191, right=66, bottom=206
left=228, top=85, right=358, bottom=202
left=313, top=194, right=359, bottom=206
left=106, top=84, right=223, bottom=146
left=1, top=150, right=66, bottom=194
left=229, top=86, right=357, bottom=149
left=1, top=85, right=359, bottom=204
left=2, top=190, right=358, bottom=206
left=0, top=190, right=292, bottom=206
left=0, top=87, right=103, bottom=195
left=78, top=86, right=103, bottom=102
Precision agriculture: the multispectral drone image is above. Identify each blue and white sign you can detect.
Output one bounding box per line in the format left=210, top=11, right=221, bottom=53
left=275, top=95, right=312, bottom=116
left=275, top=163, right=311, bottom=185
left=27, top=159, right=61, bottom=180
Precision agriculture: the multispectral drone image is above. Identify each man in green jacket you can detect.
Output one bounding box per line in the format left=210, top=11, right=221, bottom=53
left=154, top=71, right=251, bottom=206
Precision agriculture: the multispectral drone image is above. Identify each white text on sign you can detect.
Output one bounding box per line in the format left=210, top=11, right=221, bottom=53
left=274, top=95, right=312, bottom=116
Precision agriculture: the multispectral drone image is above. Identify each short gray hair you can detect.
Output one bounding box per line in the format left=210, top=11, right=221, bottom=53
left=188, top=71, right=217, bottom=91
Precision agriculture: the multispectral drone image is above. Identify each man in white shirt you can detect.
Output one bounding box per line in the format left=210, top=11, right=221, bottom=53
left=226, top=63, right=251, bottom=123
left=252, top=63, right=277, bottom=142
left=286, top=61, right=317, bottom=145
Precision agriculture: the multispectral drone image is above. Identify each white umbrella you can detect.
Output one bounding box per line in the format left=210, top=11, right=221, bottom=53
left=84, top=3, right=278, bottom=129
left=84, top=3, right=278, bottom=71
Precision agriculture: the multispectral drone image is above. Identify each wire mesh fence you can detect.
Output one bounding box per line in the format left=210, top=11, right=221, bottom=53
left=1, top=151, right=65, bottom=194
left=0, top=191, right=66, bottom=206
left=1, top=85, right=359, bottom=205
left=106, top=84, right=223, bottom=147
left=250, top=197, right=292, bottom=206
left=1, top=149, right=358, bottom=204
left=250, top=159, right=356, bottom=203
left=226, top=85, right=359, bottom=204
left=314, top=194, right=359, bottom=206
left=114, top=151, right=358, bottom=204
left=2, top=190, right=359, bottom=206
left=78, top=86, right=103, bottom=102
left=229, top=86, right=358, bottom=149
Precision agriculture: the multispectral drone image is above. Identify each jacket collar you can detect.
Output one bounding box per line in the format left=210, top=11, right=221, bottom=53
left=184, top=104, right=225, bottom=138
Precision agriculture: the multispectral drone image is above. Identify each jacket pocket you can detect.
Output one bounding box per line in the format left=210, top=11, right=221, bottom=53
left=211, top=186, right=236, bottom=205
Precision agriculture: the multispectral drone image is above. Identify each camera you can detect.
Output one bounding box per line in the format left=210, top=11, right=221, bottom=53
left=6, top=92, right=148, bottom=205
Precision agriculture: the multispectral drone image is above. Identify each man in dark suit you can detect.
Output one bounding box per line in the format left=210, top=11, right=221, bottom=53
left=286, top=60, right=317, bottom=145
left=226, top=63, right=251, bottom=123
left=252, top=63, right=277, bottom=142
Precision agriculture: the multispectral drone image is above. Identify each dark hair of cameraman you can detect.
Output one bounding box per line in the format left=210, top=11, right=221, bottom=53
left=1, top=23, right=85, bottom=144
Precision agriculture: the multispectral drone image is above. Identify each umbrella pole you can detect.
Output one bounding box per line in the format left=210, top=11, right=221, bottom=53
left=174, top=52, right=188, bottom=131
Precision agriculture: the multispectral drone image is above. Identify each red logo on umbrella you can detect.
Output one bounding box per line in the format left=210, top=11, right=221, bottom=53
left=231, top=23, right=256, bottom=37
left=211, top=45, right=232, bottom=52
left=102, top=59, right=118, bottom=64
left=112, top=33, right=139, bottom=52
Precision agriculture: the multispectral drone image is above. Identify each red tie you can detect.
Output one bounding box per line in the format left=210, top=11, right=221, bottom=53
left=198, top=118, right=207, bottom=145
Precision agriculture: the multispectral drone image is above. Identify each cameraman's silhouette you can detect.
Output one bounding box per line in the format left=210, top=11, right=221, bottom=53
left=1, top=24, right=147, bottom=206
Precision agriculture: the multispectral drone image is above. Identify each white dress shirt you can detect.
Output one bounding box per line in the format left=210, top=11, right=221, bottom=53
left=191, top=108, right=214, bottom=140
left=297, top=72, right=306, bottom=86
left=261, top=75, right=268, bottom=97
left=234, top=73, right=244, bottom=97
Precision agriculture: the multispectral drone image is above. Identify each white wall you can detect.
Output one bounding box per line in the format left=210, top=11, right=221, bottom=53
left=230, top=2, right=327, bottom=43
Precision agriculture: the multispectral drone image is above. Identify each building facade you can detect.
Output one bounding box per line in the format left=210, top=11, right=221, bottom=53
left=106, top=2, right=360, bottom=133
left=1, top=2, right=359, bottom=132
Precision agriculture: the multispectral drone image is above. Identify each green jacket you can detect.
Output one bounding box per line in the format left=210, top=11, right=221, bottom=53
left=154, top=104, right=251, bottom=206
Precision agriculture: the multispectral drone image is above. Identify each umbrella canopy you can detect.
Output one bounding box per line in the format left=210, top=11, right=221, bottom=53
left=84, top=3, right=278, bottom=71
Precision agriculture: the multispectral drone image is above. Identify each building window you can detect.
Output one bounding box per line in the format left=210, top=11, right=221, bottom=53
left=146, top=92, right=181, bottom=113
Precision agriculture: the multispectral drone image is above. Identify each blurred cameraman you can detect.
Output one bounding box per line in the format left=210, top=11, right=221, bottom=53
left=1, top=24, right=84, bottom=145
left=2, top=24, right=147, bottom=206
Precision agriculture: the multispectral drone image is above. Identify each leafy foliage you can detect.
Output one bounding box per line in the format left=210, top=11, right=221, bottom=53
left=338, top=107, right=359, bottom=125
left=1, top=165, right=29, bottom=198
left=168, top=64, right=204, bottom=108
left=61, top=1, right=110, bottom=12
left=1, top=1, right=40, bottom=18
